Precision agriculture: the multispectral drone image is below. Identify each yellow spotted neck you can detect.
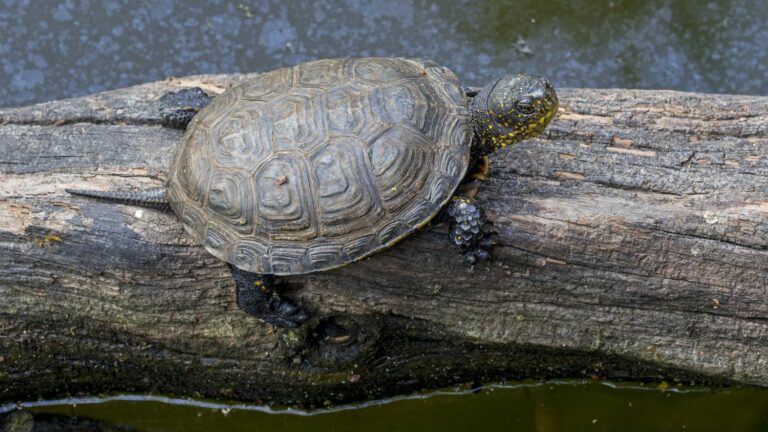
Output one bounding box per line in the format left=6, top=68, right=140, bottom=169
left=470, top=103, right=556, bottom=157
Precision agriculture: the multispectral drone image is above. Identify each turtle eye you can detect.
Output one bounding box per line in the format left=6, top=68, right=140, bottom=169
left=515, top=97, right=535, bottom=115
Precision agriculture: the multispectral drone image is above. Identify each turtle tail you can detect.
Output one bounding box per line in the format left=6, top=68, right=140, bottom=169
left=66, top=188, right=170, bottom=211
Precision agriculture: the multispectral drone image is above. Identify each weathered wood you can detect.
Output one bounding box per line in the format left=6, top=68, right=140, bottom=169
left=1, top=75, right=767, bottom=405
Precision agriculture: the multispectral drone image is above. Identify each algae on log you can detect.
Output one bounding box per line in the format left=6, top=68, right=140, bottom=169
left=1, top=74, right=767, bottom=405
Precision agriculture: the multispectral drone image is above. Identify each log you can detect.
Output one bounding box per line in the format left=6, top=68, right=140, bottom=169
left=1, top=74, right=767, bottom=405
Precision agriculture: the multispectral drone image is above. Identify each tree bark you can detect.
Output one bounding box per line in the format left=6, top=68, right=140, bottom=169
left=1, top=75, right=767, bottom=405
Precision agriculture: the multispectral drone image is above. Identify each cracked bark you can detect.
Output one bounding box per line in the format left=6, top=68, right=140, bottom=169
left=1, top=74, right=767, bottom=405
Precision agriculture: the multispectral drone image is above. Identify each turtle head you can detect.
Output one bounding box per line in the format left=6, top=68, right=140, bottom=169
left=470, top=74, right=558, bottom=156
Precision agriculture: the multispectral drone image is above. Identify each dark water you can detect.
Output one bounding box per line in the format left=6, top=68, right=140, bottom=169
left=1, top=0, right=766, bottom=109
left=4, top=381, right=768, bottom=432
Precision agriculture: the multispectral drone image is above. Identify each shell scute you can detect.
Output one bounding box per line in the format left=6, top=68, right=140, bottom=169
left=296, top=58, right=348, bottom=88
left=206, top=168, right=254, bottom=234
left=240, top=68, right=294, bottom=101
left=269, top=90, right=327, bottom=153
left=311, top=138, right=385, bottom=236
left=253, top=154, right=317, bottom=241
left=231, top=239, right=269, bottom=271
left=368, top=125, right=434, bottom=212
left=209, top=101, right=272, bottom=169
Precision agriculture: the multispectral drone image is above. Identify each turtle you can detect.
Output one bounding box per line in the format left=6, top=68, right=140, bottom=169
left=67, top=57, right=558, bottom=328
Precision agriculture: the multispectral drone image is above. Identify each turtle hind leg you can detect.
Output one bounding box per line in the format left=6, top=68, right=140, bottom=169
left=229, top=264, right=309, bottom=328
left=445, top=195, right=495, bottom=265
left=158, top=87, right=213, bottom=129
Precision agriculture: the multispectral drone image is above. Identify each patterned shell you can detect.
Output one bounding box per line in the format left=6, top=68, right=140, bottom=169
left=167, top=58, right=471, bottom=275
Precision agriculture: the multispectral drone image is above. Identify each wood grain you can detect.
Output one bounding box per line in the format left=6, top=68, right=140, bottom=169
left=1, top=75, right=766, bottom=404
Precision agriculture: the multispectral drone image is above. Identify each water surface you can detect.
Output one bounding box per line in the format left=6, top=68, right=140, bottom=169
left=8, top=381, right=768, bottom=432
left=1, top=0, right=766, bottom=108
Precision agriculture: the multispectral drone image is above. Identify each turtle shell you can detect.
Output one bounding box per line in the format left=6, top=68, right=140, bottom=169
left=167, top=58, right=471, bottom=275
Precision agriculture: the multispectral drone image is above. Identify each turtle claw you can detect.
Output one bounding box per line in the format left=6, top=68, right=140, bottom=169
left=264, top=299, right=309, bottom=328
left=267, top=294, right=310, bottom=328
left=462, top=237, right=494, bottom=265
left=473, top=248, right=492, bottom=261
left=463, top=252, right=478, bottom=265
left=479, top=236, right=495, bottom=249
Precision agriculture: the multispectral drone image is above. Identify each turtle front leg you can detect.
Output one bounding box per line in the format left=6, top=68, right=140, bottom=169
left=229, top=264, right=309, bottom=328
left=159, top=87, right=213, bottom=129
left=445, top=195, right=494, bottom=265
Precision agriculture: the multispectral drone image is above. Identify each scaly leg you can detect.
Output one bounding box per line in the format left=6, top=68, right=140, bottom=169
left=159, top=87, right=213, bottom=129
left=445, top=195, right=494, bottom=264
left=229, top=265, right=309, bottom=328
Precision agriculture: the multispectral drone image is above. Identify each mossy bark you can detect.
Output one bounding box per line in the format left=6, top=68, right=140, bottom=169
left=1, top=75, right=767, bottom=405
